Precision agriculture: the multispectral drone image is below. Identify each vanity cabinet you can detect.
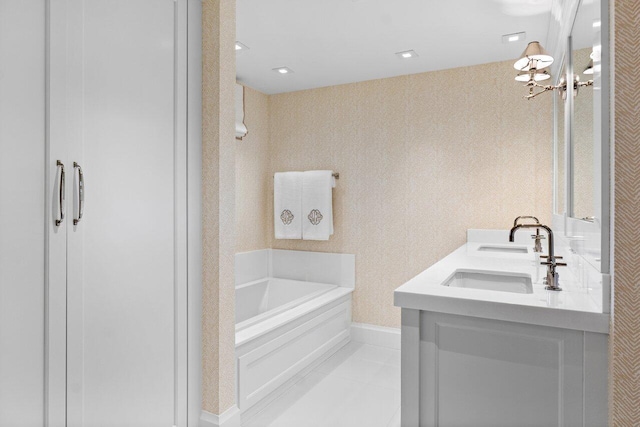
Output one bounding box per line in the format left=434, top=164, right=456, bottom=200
left=401, top=309, right=608, bottom=427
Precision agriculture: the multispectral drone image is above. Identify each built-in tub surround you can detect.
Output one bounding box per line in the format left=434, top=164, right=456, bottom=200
left=235, top=278, right=336, bottom=329
left=234, top=249, right=355, bottom=417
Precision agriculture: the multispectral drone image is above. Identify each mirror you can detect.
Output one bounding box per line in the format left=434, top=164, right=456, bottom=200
left=553, top=0, right=610, bottom=274
left=554, top=72, right=565, bottom=215
left=570, top=0, right=600, bottom=220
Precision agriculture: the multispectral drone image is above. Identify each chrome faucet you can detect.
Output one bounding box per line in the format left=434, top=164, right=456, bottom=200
left=513, top=216, right=544, bottom=253
left=509, top=223, right=566, bottom=291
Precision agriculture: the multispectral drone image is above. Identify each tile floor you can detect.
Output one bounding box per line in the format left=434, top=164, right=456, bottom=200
left=243, top=341, right=401, bottom=427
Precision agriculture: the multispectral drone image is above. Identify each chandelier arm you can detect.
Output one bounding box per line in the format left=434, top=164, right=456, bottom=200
left=524, top=84, right=558, bottom=100
left=577, top=80, right=594, bottom=88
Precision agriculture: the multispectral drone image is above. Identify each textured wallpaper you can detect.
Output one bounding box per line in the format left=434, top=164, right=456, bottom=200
left=201, top=0, right=236, bottom=415
left=236, top=87, right=271, bottom=252
left=263, top=59, right=553, bottom=328
left=611, top=0, right=640, bottom=424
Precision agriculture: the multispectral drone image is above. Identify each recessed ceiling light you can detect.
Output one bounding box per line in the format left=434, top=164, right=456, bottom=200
left=395, top=50, right=418, bottom=59
left=502, top=32, right=526, bottom=43
left=235, top=41, right=249, bottom=51
left=273, top=67, right=293, bottom=74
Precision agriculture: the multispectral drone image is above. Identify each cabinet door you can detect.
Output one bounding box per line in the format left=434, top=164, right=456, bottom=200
left=0, top=1, right=47, bottom=425
left=418, top=312, right=584, bottom=427
left=63, top=1, right=188, bottom=425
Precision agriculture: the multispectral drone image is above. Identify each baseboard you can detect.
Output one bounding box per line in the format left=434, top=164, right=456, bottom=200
left=351, top=322, right=401, bottom=350
left=200, top=405, right=241, bottom=427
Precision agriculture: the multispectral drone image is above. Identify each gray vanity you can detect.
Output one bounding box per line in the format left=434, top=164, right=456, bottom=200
left=395, top=230, right=608, bottom=427
left=394, top=0, right=611, bottom=425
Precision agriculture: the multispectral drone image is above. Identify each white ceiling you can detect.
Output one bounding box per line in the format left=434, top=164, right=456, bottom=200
left=236, top=0, right=553, bottom=94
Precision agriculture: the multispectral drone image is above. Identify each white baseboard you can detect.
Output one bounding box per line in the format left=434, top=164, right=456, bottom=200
left=200, top=405, right=241, bottom=427
left=351, top=322, right=401, bottom=350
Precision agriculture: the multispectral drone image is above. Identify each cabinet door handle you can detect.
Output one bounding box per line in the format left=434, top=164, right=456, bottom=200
left=55, top=160, right=65, bottom=226
left=73, top=162, right=84, bottom=225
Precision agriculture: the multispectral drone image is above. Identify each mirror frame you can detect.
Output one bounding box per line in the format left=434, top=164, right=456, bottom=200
left=552, top=0, right=610, bottom=276
left=553, top=58, right=567, bottom=217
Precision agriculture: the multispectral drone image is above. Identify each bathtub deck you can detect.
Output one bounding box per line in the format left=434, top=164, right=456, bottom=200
left=242, top=341, right=400, bottom=427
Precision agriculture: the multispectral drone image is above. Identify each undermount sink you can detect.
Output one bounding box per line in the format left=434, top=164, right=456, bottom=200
left=477, top=245, right=528, bottom=254
left=442, top=270, right=533, bottom=294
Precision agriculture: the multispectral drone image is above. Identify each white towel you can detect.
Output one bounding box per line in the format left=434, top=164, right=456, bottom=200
left=274, top=172, right=303, bottom=239
left=302, top=170, right=334, bottom=241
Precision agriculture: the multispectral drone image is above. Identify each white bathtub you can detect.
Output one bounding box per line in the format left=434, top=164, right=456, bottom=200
left=236, top=278, right=337, bottom=330
left=235, top=249, right=355, bottom=416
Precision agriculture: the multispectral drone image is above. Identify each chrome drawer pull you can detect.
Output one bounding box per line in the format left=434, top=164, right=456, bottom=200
left=73, top=162, right=84, bottom=225
left=55, top=160, right=65, bottom=226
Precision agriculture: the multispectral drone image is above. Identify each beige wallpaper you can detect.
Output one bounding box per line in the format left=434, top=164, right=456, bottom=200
left=236, top=87, right=271, bottom=252
left=201, top=0, right=236, bottom=415
left=263, top=59, right=552, bottom=328
left=611, top=0, right=640, bottom=424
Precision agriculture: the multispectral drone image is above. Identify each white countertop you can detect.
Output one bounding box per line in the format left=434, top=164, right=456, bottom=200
left=394, top=238, right=609, bottom=334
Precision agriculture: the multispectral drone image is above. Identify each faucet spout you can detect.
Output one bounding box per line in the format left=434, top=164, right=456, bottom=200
left=509, top=223, right=554, bottom=257
left=513, top=216, right=540, bottom=227
left=512, top=216, right=544, bottom=252
left=507, top=223, right=565, bottom=291
left=508, top=224, right=522, bottom=242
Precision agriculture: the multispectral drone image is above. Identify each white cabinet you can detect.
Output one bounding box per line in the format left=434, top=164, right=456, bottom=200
left=0, top=1, right=190, bottom=425
left=0, top=1, right=46, bottom=425
left=401, top=309, right=608, bottom=427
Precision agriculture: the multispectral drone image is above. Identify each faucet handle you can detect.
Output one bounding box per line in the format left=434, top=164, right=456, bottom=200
left=531, top=234, right=546, bottom=240
left=540, top=255, right=563, bottom=259
left=540, top=261, right=567, bottom=267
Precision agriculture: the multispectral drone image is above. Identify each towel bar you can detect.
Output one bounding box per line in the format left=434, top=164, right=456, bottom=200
left=273, top=172, right=339, bottom=179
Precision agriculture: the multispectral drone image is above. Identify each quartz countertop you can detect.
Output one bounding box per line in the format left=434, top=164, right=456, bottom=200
left=394, top=240, right=609, bottom=334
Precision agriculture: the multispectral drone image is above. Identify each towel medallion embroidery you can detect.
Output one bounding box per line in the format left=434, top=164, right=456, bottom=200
left=308, top=209, right=323, bottom=225
left=280, top=210, right=294, bottom=225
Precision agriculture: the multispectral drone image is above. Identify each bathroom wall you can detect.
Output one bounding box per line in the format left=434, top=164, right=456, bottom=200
left=236, top=87, right=271, bottom=252
left=611, top=0, right=640, bottom=424
left=202, top=0, right=236, bottom=416
left=262, top=58, right=553, bottom=328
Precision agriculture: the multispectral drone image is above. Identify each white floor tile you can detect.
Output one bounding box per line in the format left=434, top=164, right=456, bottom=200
left=387, top=407, right=401, bottom=427
left=315, top=342, right=400, bottom=390
left=243, top=341, right=401, bottom=427
left=329, top=379, right=400, bottom=427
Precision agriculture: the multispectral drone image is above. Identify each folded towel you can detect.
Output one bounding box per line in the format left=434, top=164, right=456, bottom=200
left=302, top=170, right=334, bottom=241
left=274, top=172, right=303, bottom=239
